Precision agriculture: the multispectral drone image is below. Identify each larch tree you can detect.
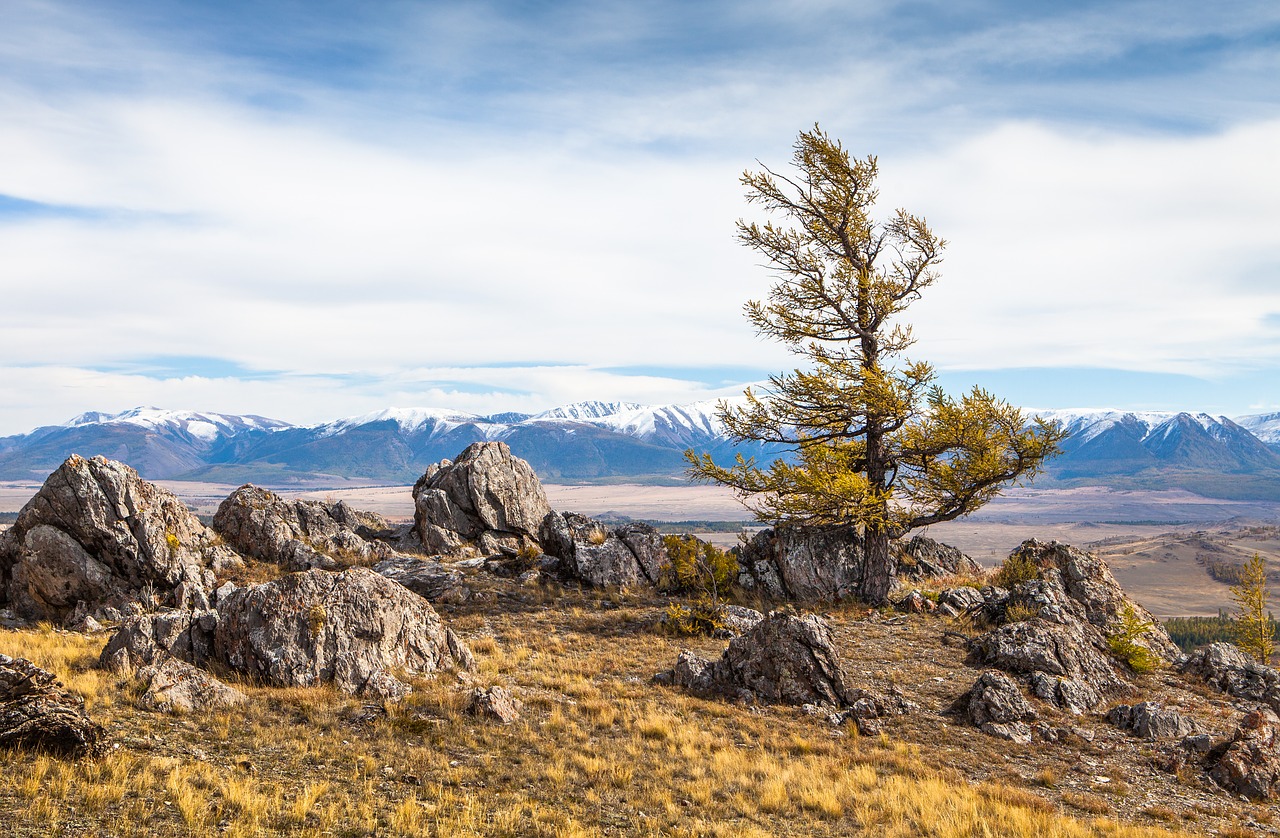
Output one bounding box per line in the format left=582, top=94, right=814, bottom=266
left=687, top=126, right=1067, bottom=604
left=1232, top=553, right=1276, bottom=664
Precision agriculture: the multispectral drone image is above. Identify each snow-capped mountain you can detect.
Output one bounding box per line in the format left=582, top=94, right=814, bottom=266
left=2, top=403, right=1279, bottom=498
left=1235, top=412, right=1280, bottom=447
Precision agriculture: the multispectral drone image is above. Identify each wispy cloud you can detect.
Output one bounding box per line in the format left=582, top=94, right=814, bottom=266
left=0, top=1, right=1277, bottom=434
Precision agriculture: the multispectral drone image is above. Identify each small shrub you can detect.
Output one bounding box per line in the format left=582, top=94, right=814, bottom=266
left=660, top=602, right=725, bottom=637
left=513, top=541, right=544, bottom=572
left=1107, top=604, right=1162, bottom=674
left=1002, top=602, right=1040, bottom=624
left=306, top=604, right=327, bottom=635
left=660, top=534, right=737, bottom=598
left=587, top=527, right=608, bottom=546
left=992, top=552, right=1040, bottom=588
left=165, top=531, right=181, bottom=558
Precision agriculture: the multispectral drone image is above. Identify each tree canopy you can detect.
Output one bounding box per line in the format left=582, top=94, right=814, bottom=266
left=687, top=126, right=1066, bottom=603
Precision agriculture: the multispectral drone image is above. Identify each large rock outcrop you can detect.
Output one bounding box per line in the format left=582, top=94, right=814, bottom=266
left=539, top=512, right=665, bottom=588
left=0, top=455, right=240, bottom=622
left=412, top=443, right=552, bottom=555
left=736, top=529, right=977, bottom=602
left=103, top=568, right=476, bottom=701
left=1208, top=709, right=1280, bottom=800
left=965, top=540, right=1180, bottom=714
left=0, top=654, right=107, bottom=757
left=1180, top=643, right=1280, bottom=713
left=213, top=485, right=397, bottom=571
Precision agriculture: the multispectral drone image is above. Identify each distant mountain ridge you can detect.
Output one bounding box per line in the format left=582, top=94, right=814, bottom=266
left=2, top=404, right=1279, bottom=499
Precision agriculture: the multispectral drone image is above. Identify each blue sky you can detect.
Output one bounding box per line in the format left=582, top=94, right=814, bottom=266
left=1, top=0, right=1278, bottom=434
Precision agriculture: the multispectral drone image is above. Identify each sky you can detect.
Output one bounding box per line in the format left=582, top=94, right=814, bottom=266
left=1, top=0, right=1279, bottom=436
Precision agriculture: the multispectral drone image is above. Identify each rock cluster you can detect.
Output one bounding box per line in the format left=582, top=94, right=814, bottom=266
left=963, top=540, right=1181, bottom=723
left=0, top=653, right=107, bottom=757
left=1107, top=702, right=1199, bottom=740
left=412, top=442, right=551, bottom=555
left=1179, top=642, right=1280, bottom=713
left=102, top=567, right=476, bottom=702
left=0, top=455, right=239, bottom=622
left=213, top=485, right=397, bottom=571
left=1208, top=709, right=1280, bottom=800
left=539, top=512, right=664, bottom=588
left=953, top=670, right=1038, bottom=744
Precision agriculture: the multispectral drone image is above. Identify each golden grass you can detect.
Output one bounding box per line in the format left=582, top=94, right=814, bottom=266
left=0, top=606, right=1199, bottom=838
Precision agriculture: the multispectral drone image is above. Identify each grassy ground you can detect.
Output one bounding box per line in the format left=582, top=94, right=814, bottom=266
left=0, top=583, right=1265, bottom=837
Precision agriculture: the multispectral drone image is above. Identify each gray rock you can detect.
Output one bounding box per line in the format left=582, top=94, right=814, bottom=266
left=214, top=567, right=475, bottom=698
left=372, top=555, right=468, bottom=603
left=663, top=612, right=855, bottom=708
left=0, top=455, right=239, bottom=622
left=1107, top=701, right=1198, bottom=740
left=99, top=608, right=218, bottom=672
left=1029, top=671, right=1101, bottom=715
left=938, top=586, right=986, bottom=613
left=137, top=656, right=248, bottom=713
left=1180, top=643, right=1280, bottom=713
left=956, top=670, right=1038, bottom=729
left=0, top=653, right=107, bottom=758
left=893, top=535, right=982, bottom=580
left=539, top=512, right=663, bottom=588
left=213, top=485, right=397, bottom=571
left=735, top=526, right=865, bottom=601
left=1208, top=709, right=1280, bottom=800
left=983, top=721, right=1033, bottom=744
left=720, top=605, right=765, bottom=636
left=969, top=618, right=1125, bottom=708
left=843, top=686, right=917, bottom=736
left=893, top=589, right=935, bottom=614
left=466, top=686, right=522, bottom=724
left=412, top=442, right=551, bottom=555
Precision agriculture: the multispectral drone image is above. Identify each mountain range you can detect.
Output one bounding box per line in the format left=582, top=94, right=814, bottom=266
left=2, top=403, right=1280, bottom=500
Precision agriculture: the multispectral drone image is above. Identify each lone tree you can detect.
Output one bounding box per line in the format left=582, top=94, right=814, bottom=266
left=687, top=126, right=1066, bottom=604
left=1232, top=553, right=1276, bottom=664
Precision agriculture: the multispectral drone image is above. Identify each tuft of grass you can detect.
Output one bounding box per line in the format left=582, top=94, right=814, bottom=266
left=993, top=552, right=1041, bottom=588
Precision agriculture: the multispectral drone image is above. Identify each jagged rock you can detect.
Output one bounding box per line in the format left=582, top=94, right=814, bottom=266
left=736, top=526, right=865, bottom=601
left=412, top=442, right=552, bottom=555
left=969, top=618, right=1126, bottom=709
left=1027, top=671, right=1099, bottom=715
left=843, top=686, right=917, bottom=736
left=214, top=567, right=474, bottom=699
left=1208, top=709, right=1280, bottom=800
left=1003, top=540, right=1180, bottom=662
left=661, top=612, right=854, bottom=708
left=893, top=536, right=982, bottom=580
left=938, top=586, right=986, bottom=613
left=539, top=512, right=663, bottom=588
left=0, top=455, right=240, bottom=622
left=1107, top=701, right=1199, bottom=740
left=1180, top=643, right=1280, bottom=713
left=137, top=656, right=247, bottom=713
left=213, top=485, right=396, bottom=571
left=0, top=653, right=107, bottom=757
left=99, top=608, right=218, bottom=672
left=466, top=686, right=522, bottom=724
left=955, top=670, right=1038, bottom=734
left=372, top=555, right=469, bottom=603
left=719, top=605, right=765, bottom=636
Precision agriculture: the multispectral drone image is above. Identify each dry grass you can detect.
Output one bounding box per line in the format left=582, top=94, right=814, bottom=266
left=0, top=603, right=1200, bottom=837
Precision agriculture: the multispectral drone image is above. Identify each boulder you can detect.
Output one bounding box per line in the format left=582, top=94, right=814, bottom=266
left=938, top=586, right=986, bottom=613
left=735, top=526, right=865, bottom=601
left=466, top=686, right=522, bottom=724
left=0, top=455, right=239, bottom=623
left=137, top=657, right=248, bottom=713
left=968, top=619, right=1123, bottom=712
left=213, top=485, right=397, bottom=571
left=893, top=590, right=935, bottom=614
left=99, top=608, right=218, bottom=672
left=539, top=512, right=664, bottom=588
left=893, top=535, right=982, bottom=580
left=955, top=670, right=1038, bottom=731
left=1208, top=709, right=1280, bottom=800
left=1179, top=643, right=1280, bottom=713
left=372, top=555, right=468, bottom=603
left=412, top=442, right=552, bottom=555
left=213, top=567, right=475, bottom=699
left=1028, top=672, right=1100, bottom=716
left=1107, top=702, right=1199, bottom=740
left=660, top=612, right=854, bottom=708
left=0, top=653, right=107, bottom=758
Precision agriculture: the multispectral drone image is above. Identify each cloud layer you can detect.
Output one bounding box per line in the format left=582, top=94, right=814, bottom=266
left=1, top=1, right=1278, bottom=434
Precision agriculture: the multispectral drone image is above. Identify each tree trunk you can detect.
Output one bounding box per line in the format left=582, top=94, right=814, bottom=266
left=860, top=529, right=893, bottom=605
